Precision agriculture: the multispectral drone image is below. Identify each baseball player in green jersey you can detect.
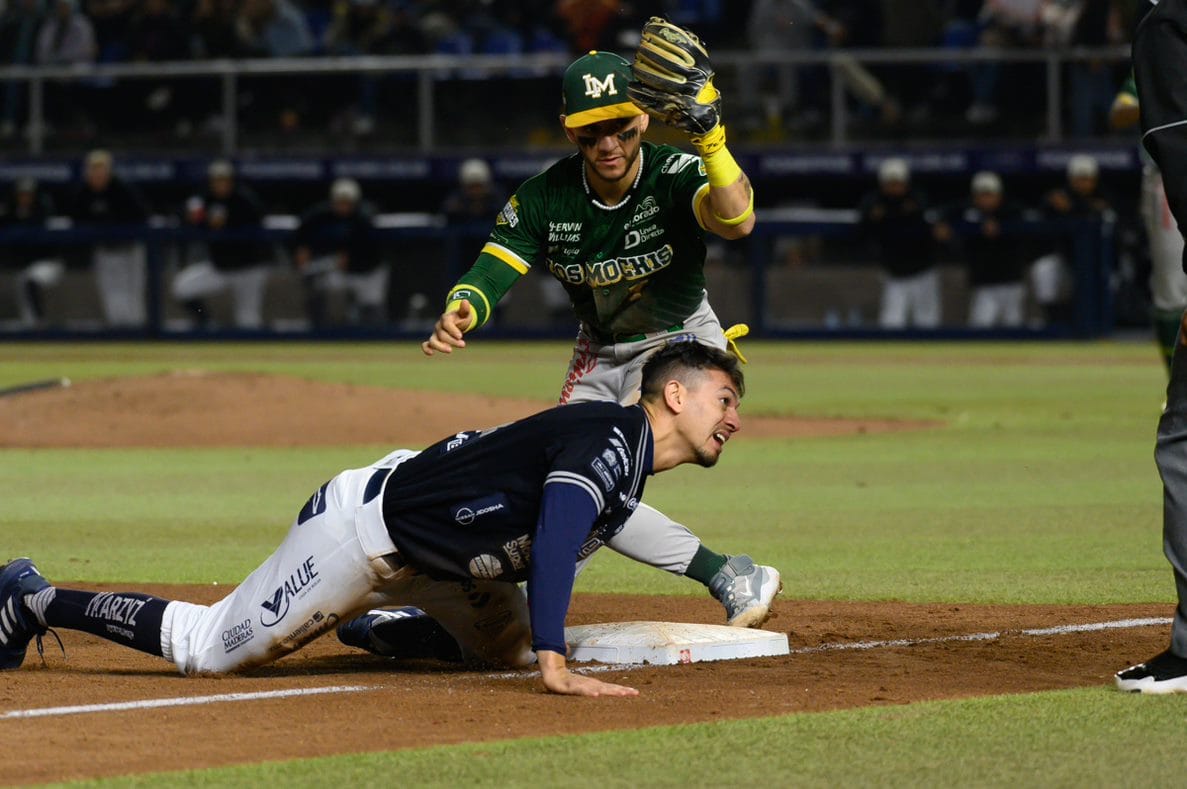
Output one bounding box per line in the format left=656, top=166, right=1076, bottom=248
left=420, top=21, right=780, bottom=629
left=1111, top=67, right=1187, bottom=373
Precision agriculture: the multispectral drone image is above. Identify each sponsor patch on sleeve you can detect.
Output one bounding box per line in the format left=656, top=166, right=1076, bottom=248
left=495, top=194, right=520, bottom=227
left=590, top=458, right=616, bottom=491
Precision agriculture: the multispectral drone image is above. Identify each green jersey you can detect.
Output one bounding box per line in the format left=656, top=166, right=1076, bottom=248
left=446, top=141, right=713, bottom=339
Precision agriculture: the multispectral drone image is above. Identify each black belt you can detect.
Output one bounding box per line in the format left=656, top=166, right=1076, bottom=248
left=592, top=323, right=684, bottom=345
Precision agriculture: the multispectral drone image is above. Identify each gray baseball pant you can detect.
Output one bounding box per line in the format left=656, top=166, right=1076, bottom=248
left=1157, top=317, right=1187, bottom=658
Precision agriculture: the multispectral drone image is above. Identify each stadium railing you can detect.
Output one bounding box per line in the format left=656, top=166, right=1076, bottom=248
left=0, top=46, right=1133, bottom=154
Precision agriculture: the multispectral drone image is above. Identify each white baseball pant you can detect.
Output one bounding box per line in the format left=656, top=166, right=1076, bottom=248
left=969, top=282, right=1026, bottom=328
left=160, top=450, right=532, bottom=675
left=15, top=258, right=64, bottom=325
left=309, top=255, right=390, bottom=309
left=1143, top=165, right=1187, bottom=312
left=172, top=260, right=271, bottom=329
left=879, top=268, right=941, bottom=329
left=93, top=243, right=146, bottom=326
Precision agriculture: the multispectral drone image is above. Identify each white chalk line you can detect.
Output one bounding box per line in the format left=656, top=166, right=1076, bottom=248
left=790, top=616, right=1172, bottom=654
left=485, top=617, right=1174, bottom=679
left=1, top=684, right=371, bottom=720
left=4, top=618, right=1173, bottom=705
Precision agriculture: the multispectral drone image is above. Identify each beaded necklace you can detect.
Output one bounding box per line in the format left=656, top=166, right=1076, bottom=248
left=581, top=146, right=644, bottom=212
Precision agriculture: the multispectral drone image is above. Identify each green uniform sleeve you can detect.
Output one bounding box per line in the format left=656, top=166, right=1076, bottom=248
left=445, top=186, right=545, bottom=330
left=665, top=150, right=712, bottom=230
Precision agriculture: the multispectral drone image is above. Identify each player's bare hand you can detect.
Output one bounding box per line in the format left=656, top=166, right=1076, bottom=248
left=422, top=300, right=473, bottom=356
left=538, top=650, right=639, bottom=697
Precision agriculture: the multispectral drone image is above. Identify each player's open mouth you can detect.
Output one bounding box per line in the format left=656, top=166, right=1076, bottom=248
left=712, top=431, right=728, bottom=447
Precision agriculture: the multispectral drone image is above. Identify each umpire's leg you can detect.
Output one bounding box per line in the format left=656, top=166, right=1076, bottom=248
left=1156, top=311, right=1187, bottom=658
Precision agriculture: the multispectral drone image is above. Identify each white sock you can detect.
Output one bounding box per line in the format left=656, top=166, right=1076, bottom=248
left=24, top=587, right=55, bottom=628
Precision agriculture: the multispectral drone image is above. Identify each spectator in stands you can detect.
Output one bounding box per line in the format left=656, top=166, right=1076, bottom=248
left=37, top=0, right=97, bottom=64
left=1030, top=153, right=1115, bottom=325
left=554, top=0, right=621, bottom=53
left=293, top=178, right=387, bottom=327
left=126, top=0, right=190, bottom=134
left=381, top=1, right=428, bottom=54
left=1065, top=0, right=1125, bottom=138
left=239, top=0, right=315, bottom=133
left=171, top=160, right=274, bottom=330
left=0, top=0, right=46, bottom=140
left=0, top=178, right=64, bottom=328
left=858, top=158, right=941, bottom=329
left=965, top=0, right=1046, bottom=125
left=85, top=0, right=137, bottom=61
left=67, top=149, right=150, bottom=327
left=741, top=0, right=839, bottom=133
left=935, top=170, right=1028, bottom=328
left=240, top=0, right=314, bottom=57
left=190, top=0, right=249, bottom=58
left=126, top=0, right=186, bottom=61
left=37, top=0, right=98, bottom=132
left=324, top=0, right=395, bottom=136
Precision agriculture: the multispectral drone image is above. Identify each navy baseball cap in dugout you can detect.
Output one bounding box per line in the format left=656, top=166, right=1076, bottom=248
left=562, top=51, right=645, bottom=128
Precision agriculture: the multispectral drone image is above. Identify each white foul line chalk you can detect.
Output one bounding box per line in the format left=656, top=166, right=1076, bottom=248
left=486, top=616, right=1175, bottom=677
left=789, top=616, right=1173, bottom=654
left=1, top=684, right=371, bottom=720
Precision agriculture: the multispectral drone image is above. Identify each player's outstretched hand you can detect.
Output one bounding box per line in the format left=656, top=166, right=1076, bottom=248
left=422, top=300, right=474, bottom=356
left=538, top=650, right=639, bottom=697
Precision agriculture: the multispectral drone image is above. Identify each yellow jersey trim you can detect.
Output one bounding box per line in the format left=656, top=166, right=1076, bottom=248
left=691, top=183, right=711, bottom=231
left=482, top=242, right=531, bottom=275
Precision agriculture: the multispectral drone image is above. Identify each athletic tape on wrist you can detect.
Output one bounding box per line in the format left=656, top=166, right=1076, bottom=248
left=692, top=125, right=742, bottom=188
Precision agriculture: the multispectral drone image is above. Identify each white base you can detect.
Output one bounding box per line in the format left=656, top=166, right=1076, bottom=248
left=564, top=621, right=790, bottom=666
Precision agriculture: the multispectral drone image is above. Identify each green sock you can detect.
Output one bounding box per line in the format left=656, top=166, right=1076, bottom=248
left=685, top=545, right=728, bottom=586
left=1154, top=309, right=1182, bottom=374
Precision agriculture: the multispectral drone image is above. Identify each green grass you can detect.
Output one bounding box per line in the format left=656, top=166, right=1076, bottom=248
left=2, top=340, right=1180, bottom=786
left=61, top=688, right=1187, bottom=788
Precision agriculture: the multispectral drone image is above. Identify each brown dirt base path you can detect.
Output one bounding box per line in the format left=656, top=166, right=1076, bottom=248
left=0, top=372, right=936, bottom=447
left=0, top=585, right=1173, bottom=786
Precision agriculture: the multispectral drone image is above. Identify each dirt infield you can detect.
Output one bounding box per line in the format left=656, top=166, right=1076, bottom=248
left=0, top=372, right=936, bottom=447
left=1, top=372, right=1164, bottom=783
left=0, top=584, right=1172, bottom=785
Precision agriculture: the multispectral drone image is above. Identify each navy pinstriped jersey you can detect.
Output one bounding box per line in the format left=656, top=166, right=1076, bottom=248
left=381, top=401, right=653, bottom=584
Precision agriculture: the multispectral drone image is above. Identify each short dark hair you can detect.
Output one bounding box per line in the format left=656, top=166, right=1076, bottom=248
left=640, top=341, right=745, bottom=401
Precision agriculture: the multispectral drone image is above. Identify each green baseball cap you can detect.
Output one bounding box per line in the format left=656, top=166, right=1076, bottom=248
left=562, top=51, right=644, bottom=129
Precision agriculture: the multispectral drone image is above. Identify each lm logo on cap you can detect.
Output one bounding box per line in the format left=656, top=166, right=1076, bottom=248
left=583, top=73, right=618, bottom=99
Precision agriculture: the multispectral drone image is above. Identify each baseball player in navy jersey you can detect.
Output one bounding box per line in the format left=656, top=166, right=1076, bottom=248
left=1115, top=0, right=1187, bottom=693
left=410, top=22, right=779, bottom=642
left=1, top=343, right=744, bottom=697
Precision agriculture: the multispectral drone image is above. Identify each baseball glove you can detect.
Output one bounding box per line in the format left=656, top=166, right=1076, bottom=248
left=628, top=17, right=722, bottom=137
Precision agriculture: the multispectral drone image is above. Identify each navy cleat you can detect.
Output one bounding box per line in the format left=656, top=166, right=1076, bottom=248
left=0, top=557, right=51, bottom=670
left=338, top=606, right=462, bottom=662
left=709, top=555, right=783, bottom=628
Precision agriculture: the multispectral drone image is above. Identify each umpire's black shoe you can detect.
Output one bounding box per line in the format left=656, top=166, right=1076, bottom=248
left=1115, top=649, right=1187, bottom=694
left=338, top=607, right=463, bottom=662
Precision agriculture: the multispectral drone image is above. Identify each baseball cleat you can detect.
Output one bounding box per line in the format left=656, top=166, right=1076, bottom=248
left=337, top=607, right=462, bottom=662
left=0, top=557, right=51, bottom=670
left=1115, top=649, right=1187, bottom=694
left=709, top=555, right=782, bottom=628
